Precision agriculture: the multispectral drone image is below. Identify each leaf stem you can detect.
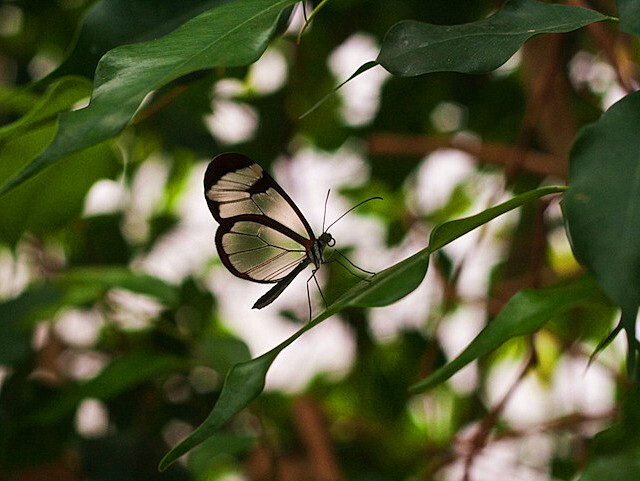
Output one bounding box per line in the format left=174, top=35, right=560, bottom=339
left=297, top=0, right=332, bottom=44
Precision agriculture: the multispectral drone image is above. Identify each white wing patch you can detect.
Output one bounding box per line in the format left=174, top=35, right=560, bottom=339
left=207, top=165, right=310, bottom=238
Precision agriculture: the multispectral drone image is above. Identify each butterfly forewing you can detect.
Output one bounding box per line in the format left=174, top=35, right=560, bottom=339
left=205, top=153, right=313, bottom=240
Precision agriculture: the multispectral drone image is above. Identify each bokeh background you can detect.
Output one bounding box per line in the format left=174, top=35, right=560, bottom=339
left=0, top=0, right=629, bottom=480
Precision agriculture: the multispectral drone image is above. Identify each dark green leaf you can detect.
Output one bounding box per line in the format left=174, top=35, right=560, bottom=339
left=409, top=275, right=611, bottom=393
left=0, top=127, right=118, bottom=245
left=579, top=386, right=640, bottom=480
left=578, top=447, right=640, bottom=481
left=0, top=0, right=297, bottom=197
left=377, top=0, right=609, bottom=76
left=50, top=0, right=228, bottom=80
left=196, top=335, right=252, bottom=375
left=0, top=134, right=120, bottom=244
left=563, top=90, right=640, bottom=377
left=0, top=85, right=41, bottom=116
left=159, top=350, right=277, bottom=470
left=564, top=91, right=640, bottom=311
left=0, top=77, right=117, bottom=244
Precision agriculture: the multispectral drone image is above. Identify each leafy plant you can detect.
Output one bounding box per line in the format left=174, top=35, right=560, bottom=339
left=1, top=0, right=638, bottom=479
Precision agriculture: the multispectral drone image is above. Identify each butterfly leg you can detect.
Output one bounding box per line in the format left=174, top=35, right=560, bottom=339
left=305, top=268, right=328, bottom=321
left=305, top=274, right=313, bottom=321
left=334, top=249, right=376, bottom=276
left=325, top=250, right=374, bottom=282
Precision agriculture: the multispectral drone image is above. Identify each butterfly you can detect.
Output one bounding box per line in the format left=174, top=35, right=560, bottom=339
left=204, top=152, right=378, bottom=311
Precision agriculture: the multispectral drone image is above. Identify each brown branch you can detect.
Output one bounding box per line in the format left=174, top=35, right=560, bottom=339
left=495, top=408, right=616, bottom=441
left=367, top=133, right=566, bottom=179
left=513, top=34, right=571, bottom=178
left=292, top=396, right=344, bottom=481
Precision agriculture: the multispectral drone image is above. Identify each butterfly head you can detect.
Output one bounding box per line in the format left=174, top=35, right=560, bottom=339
left=318, top=232, right=335, bottom=248
left=310, top=232, right=333, bottom=268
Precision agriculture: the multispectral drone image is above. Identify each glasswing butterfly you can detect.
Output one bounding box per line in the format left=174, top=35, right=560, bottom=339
left=204, top=152, right=378, bottom=311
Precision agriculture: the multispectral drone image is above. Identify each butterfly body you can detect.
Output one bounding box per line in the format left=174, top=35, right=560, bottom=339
left=204, top=153, right=334, bottom=309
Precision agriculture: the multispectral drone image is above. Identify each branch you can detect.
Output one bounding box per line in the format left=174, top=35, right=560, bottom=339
left=367, top=133, right=566, bottom=179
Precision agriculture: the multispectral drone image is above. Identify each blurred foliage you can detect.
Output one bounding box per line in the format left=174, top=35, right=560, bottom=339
left=0, top=0, right=638, bottom=480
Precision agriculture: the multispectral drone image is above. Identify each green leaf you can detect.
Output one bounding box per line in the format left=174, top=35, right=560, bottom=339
left=377, top=0, right=609, bottom=76
left=0, top=0, right=297, bottom=197
left=0, top=85, right=41, bottom=116
left=617, top=0, right=640, bottom=37
left=30, top=352, right=186, bottom=424
left=428, top=186, right=565, bottom=252
left=49, top=0, right=228, bottom=80
left=0, top=77, right=116, bottom=244
left=564, top=90, right=640, bottom=311
left=409, top=275, right=610, bottom=393
left=158, top=349, right=277, bottom=470
left=578, top=386, right=640, bottom=480
left=159, top=185, right=563, bottom=469
left=563, top=90, right=640, bottom=376
left=0, top=128, right=118, bottom=245
left=578, top=446, right=640, bottom=481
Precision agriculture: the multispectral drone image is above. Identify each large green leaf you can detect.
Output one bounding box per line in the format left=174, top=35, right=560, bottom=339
left=0, top=141, right=119, bottom=245
left=563, top=90, right=640, bottom=375
left=308, top=0, right=608, bottom=117
left=377, top=0, right=609, bottom=76
left=0, top=0, right=297, bottom=197
left=0, top=118, right=118, bottom=245
left=617, top=0, right=640, bottom=37
left=0, top=77, right=117, bottom=244
left=50, top=0, right=227, bottom=80
left=159, top=185, right=563, bottom=470
left=409, top=275, right=611, bottom=393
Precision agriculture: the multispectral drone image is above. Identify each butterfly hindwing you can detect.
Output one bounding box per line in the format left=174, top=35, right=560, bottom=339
left=215, top=217, right=310, bottom=283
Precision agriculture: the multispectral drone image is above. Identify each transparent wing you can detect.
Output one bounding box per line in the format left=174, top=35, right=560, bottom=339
left=204, top=153, right=314, bottom=240
left=215, top=220, right=310, bottom=283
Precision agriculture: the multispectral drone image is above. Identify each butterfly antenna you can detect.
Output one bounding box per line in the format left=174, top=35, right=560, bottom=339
left=324, top=196, right=382, bottom=232
left=322, top=189, right=331, bottom=232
